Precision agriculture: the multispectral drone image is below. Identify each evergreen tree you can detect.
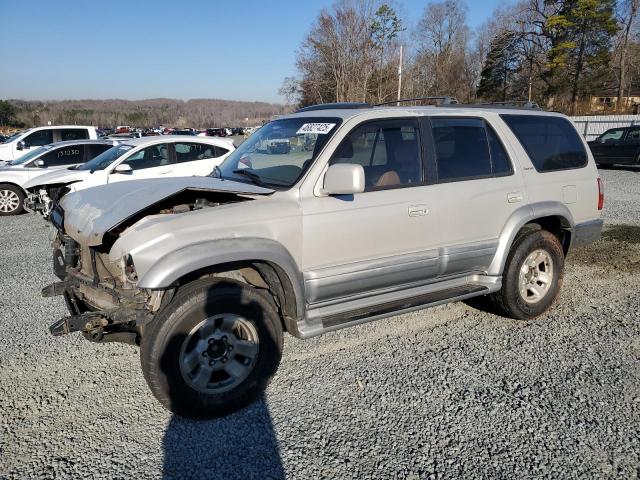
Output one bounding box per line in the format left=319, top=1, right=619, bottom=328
left=477, top=31, right=519, bottom=101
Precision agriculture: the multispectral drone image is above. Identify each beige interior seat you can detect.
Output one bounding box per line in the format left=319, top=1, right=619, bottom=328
left=375, top=170, right=400, bottom=187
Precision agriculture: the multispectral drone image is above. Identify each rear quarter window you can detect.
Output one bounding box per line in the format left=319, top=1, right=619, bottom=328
left=500, top=115, right=587, bottom=172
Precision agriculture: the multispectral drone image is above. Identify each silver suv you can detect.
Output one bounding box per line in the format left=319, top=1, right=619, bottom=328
left=43, top=102, right=603, bottom=418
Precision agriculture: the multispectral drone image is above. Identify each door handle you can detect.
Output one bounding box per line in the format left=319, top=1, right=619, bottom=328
left=158, top=170, right=172, bottom=175
left=507, top=192, right=524, bottom=203
left=408, top=205, right=429, bottom=217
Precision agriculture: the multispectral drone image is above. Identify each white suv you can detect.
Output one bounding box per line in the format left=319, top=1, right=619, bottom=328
left=0, top=125, right=98, bottom=163
left=24, top=135, right=234, bottom=217
left=43, top=102, right=603, bottom=419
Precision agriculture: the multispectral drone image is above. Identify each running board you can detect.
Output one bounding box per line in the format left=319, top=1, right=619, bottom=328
left=321, top=284, right=488, bottom=329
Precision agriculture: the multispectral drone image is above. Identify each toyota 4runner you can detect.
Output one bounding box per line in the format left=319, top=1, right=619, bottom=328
left=42, top=101, right=604, bottom=418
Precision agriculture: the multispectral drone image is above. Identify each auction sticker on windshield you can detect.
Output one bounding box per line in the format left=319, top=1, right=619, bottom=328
left=296, top=123, right=336, bottom=135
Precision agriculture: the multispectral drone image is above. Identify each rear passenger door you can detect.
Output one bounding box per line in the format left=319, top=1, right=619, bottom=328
left=621, top=127, right=640, bottom=163
left=172, top=142, right=231, bottom=177
left=423, top=116, right=525, bottom=277
left=56, top=128, right=90, bottom=142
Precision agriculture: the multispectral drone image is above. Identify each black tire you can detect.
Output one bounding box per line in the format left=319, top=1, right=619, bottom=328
left=140, top=278, right=283, bottom=419
left=484, top=229, right=564, bottom=320
left=0, top=184, right=25, bottom=216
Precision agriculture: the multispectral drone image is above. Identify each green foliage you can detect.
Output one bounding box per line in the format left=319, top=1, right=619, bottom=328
left=370, top=4, right=404, bottom=51
left=477, top=32, right=520, bottom=101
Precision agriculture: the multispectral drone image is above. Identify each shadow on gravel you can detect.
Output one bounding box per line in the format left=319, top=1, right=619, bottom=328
left=162, top=397, right=283, bottom=480
left=569, top=224, right=640, bottom=272
left=597, top=164, right=640, bottom=172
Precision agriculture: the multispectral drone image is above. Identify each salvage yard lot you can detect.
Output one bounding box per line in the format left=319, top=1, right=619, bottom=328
left=1, top=168, right=639, bottom=479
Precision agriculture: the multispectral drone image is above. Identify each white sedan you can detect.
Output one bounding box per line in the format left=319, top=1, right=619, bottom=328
left=24, top=135, right=234, bottom=218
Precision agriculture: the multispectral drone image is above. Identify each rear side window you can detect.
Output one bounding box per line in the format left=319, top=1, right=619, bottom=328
left=501, top=115, right=587, bottom=172
left=86, top=144, right=112, bottom=159
left=59, top=128, right=89, bottom=141
left=430, top=118, right=512, bottom=181
left=174, top=142, right=228, bottom=163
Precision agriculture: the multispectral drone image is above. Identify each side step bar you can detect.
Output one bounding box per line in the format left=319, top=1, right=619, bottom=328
left=322, top=285, right=488, bottom=329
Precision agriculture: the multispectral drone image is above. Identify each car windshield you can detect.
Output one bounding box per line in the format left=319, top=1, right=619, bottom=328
left=78, top=144, right=133, bottom=171
left=2, top=130, right=27, bottom=144
left=216, top=117, right=341, bottom=188
left=8, top=146, right=47, bottom=165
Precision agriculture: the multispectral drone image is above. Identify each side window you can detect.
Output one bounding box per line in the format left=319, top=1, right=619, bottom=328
left=431, top=118, right=492, bottom=181
left=174, top=142, right=224, bottom=163
left=59, top=128, right=89, bottom=141
left=330, top=119, right=422, bottom=190
left=626, top=128, right=640, bottom=144
left=122, top=144, right=170, bottom=170
left=501, top=115, right=587, bottom=172
left=24, top=130, right=53, bottom=147
left=40, top=146, right=84, bottom=167
left=600, top=128, right=625, bottom=142
left=86, top=144, right=112, bottom=159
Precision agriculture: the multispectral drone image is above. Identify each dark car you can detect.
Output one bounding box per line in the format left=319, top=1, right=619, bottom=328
left=206, top=128, right=227, bottom=137
left=588, top=126, right=640, bottom=166
left=231, top=127, right=244, bottom=135
left=171, top=129, right=196, bottom=136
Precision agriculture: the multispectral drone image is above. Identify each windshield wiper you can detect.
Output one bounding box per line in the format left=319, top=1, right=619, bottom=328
left=211, top=165, right=223, bottom=179
left=232, top=169, right=265, bottom=187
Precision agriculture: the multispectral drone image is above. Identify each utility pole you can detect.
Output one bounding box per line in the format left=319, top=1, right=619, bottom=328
left=397, top=44, right=403, bottom=106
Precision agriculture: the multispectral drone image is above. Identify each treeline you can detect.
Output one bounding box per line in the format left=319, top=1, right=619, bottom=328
left=283, top=0, right=640, bottom=114
left=1, top=98, right=285, bottom=128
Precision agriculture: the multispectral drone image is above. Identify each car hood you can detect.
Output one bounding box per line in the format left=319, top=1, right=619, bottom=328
left=22, top=167, right=88, bottom=190
left=60, top=176, right=274, bottom=246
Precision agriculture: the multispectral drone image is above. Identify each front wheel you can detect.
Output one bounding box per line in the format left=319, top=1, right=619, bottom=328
left=140, top=279, right=283, bottom=419
left=486, top=229, right=564, bottom=320
left=0, top=184, right=25, bottom=216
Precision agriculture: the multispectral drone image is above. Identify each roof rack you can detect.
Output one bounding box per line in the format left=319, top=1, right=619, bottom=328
left=440, top=100, right=542, bottom=110
left=296, top=102, right=371, bottom=113
left=374, top=96, right=459, bottom=107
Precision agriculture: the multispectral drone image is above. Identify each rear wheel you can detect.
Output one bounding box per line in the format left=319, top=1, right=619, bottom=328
left=0, top=184, right=24, bottom=216
left=140, top=278, right=283, bottom=419
left=484, top=229, right=564, bottom=320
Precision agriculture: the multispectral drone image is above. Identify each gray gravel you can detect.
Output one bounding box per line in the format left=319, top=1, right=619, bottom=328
left=1, top=169, right=639, bottom=479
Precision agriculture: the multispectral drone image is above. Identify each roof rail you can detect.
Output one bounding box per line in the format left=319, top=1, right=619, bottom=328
left=440, top=100, right=542, bottom=110
left=374, top=96, right=459, bottom=107
left=295, top=102, right=371, bottom=113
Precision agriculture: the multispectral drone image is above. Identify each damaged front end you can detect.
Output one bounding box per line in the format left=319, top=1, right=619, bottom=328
left=25, top=183, right=74, bottom=219
left=43, top=177, right=271, bottom=345
left=44, top=219, right=169, bottom=345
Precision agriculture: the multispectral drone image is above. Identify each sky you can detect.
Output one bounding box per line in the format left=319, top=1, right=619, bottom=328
left=0, top=0, right=507, bottom=103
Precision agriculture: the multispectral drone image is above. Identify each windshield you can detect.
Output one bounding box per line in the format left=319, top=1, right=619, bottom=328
left=8, top=146, right=47, bottom=166
left=78, top=144, right=133, bottom=171
left=2, top=130, right=28, bottom=144
left=216, top=117, right=342, bottom=188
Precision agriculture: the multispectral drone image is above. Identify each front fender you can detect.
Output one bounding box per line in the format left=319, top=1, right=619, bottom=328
left=487, top=202, right=574, bottom=275
left=136, top=237, right=305, bottom=320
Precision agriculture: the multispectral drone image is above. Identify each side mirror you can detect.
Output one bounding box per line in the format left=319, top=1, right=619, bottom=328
left=112, top=163, right=133, bottom=174
left=16, top=140, right=28, bottom=151
left=34, top=159, right=46, bottom=168
left=322, top=163, right=365, bottom=195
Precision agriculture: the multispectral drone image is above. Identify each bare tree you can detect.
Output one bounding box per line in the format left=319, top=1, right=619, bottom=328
left=616, top=0, right=639, bottom=110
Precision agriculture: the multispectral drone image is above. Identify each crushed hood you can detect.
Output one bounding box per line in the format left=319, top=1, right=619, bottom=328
left=22, top=166, right=89, bottom=190
left=60, top=176, right=274, bottom=246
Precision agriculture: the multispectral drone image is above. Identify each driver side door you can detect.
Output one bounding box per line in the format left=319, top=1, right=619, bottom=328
left=108, top=143, right=173, bottom=183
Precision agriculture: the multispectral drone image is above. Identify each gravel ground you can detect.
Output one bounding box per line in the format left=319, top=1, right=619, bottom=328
left=1, top=168, right=639, bottom=479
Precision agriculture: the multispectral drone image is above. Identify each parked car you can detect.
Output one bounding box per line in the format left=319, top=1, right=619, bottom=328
left=171, top=129, right=197, bottom=136
left=42, top=102, right=602, bottom=419
left=0, top=125, right=98, bottom=163
left=205, top=128, right=227, bottom=137
left=231, top=127, right=244, bottom=135
left=587, top=125, right=640, bottom=166
left=0, top=134, right=7, bottom=143
left=115, top=126, right=131, bottom=134
left=0, top=139, right=116, bottom=216
left=24, top=136, right=234, bottom=218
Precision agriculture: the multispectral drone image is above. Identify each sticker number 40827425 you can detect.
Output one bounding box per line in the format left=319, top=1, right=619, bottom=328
left=296, top=123, right=336, bottom=135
